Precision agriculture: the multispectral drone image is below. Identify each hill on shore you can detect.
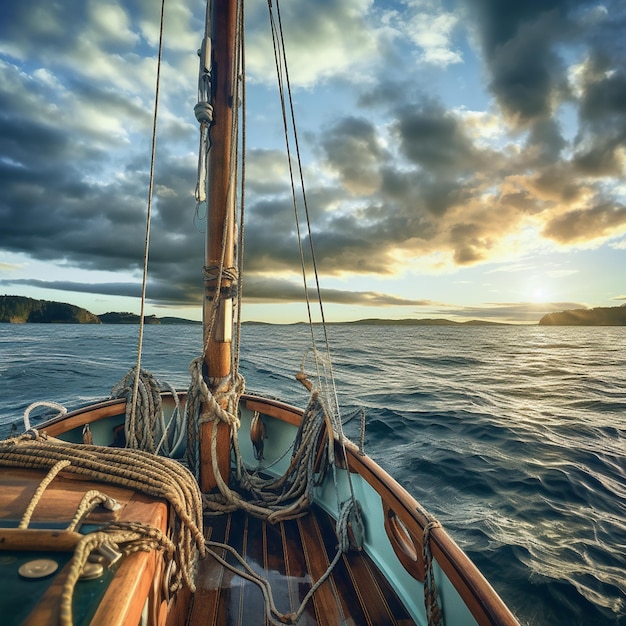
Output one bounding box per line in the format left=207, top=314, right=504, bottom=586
left=539, top=305, right=626, bottom=326
left=0, top=296, right=200, bottom=325
left=0, top=295, right=101, bottom=324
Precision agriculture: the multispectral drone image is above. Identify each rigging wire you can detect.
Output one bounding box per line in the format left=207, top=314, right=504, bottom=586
left=267, top=3, right=345, bottom=424
left=266, top=0, right=359, bottom=506
left=266, top=3, right=320, bottom=370
left=129, top=0, right=167, bottom=445
left=234, top=0, right=246, bottom=379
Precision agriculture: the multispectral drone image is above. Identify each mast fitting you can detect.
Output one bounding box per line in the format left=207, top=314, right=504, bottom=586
left=194, top=102, right=214, bottom=124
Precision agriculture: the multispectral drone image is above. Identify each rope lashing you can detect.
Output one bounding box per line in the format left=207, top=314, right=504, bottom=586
left=185, top=357, right=244, bottom=477
left=60, top=521, right=176, bottom=626
left=203, top=265, right=239, bottom=300
left=423, top=519, right=445, bottom=626
left=201, top=389, right=332, bottom=524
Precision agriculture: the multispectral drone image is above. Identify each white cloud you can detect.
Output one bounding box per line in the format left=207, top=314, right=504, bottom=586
left=244, top=0, right=381, bottom=88
left=391, top=0, right=463, bottom=67
left=408, top=11, right=462, bottom=66
left=88, top=1, right=139, bottom=47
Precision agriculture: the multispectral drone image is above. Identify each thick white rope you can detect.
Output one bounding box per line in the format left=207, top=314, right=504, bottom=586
left=23, top=400, right=66, bottom=432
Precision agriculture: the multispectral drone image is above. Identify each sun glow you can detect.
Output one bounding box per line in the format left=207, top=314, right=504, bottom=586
left=531, top=286, right=550, bottom=302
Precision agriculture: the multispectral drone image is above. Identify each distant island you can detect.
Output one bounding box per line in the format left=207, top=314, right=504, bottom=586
left=2, top=295, right=625, bottom=326
left=538, top=305, right=626, bottom=326
left=0, top=295, right=101, bottom=324
left=336, top=318, right=505, bottom=326
left=0, top=296, right=200, bottom=325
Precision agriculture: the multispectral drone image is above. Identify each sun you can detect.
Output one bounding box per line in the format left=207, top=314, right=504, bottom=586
left=531, top=286, right=550, bottom=302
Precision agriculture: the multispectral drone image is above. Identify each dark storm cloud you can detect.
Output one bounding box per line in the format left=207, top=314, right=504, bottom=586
left=393, top=102, right=490, bottom=174
left=311, top=101, right=510, bottom=271
left=243, top=276, right=436, bottom=307
left=0, top=3, right=206, bottom=305
left=0, top=279, right=143, bottom=298
left=0, top=277, right=198, bottom=307
left=461, top=0, right=572, bottom=124
left=573, top=57, right=626, bottom=177
left=322, top=117, right=388, bottom=194
left=335, top=0, right=626, bottom=270
left=463, top=0, right=626, bottom=179
left=542, top=202, right=626, bottom=244
left=0, top=275, right=433, bottom=310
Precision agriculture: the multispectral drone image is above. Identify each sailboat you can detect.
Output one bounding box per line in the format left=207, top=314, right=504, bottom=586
left=0, top=1, right=521, bottom=625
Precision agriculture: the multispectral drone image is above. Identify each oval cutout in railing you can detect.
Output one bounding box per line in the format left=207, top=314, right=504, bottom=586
left=383, top=504, right=425, bottom=582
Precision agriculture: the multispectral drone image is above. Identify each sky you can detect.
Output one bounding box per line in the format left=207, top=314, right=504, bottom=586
left=0, top=0, right=625, bottom=324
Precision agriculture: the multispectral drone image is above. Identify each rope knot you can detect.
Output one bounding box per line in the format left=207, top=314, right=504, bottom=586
left=194, top=101, right=214, bottom=124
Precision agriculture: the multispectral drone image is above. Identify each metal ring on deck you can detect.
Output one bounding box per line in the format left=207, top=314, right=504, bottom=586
left=18, top=558, right=59, bottom=579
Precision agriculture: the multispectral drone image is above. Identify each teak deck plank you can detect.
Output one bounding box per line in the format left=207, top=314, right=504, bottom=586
left=188, top=506, right=417, bottom=626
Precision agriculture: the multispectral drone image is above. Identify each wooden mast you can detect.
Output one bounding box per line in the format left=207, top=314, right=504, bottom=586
left=200, top=0, right=238, bottom=492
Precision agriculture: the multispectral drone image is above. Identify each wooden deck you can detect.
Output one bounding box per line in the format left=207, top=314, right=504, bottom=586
left=189, top=507, right=417, bottom=626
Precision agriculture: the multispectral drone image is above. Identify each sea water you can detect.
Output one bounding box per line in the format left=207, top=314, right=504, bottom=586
left=0, top=323, right=624, bottom=626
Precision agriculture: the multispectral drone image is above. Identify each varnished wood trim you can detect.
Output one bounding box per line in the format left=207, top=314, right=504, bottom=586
left=383, top=504, right=425, bottom=582
left=0, top=528, right=83, bottom=552
left=244, top=396, right=302, bottom=427
left=297, top=514, right=343, bottom=626
left=20, top=492, right=168, bottom=626
left=91, top=549, right=160, bottom=626
left=190, top=507, right=415, bottom=626
left=88, top=494, right=168, bottom=626
left=189, top=514, right=230, bottom=625
left=41, top=392, right=183, bottom=438
left=42, top=399, right=126, bottom=437
left=37, top=392, right=518, bottom=625
left=200, top=421, right=231, bottom=492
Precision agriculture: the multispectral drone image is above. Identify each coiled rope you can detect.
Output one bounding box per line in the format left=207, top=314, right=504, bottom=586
left=198, top=388, right=331, bottom=523
left=111, top=367, right=186, bottom=457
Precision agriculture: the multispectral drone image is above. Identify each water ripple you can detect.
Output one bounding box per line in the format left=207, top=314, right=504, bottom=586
left=0, top=323, right=624, bottom=626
